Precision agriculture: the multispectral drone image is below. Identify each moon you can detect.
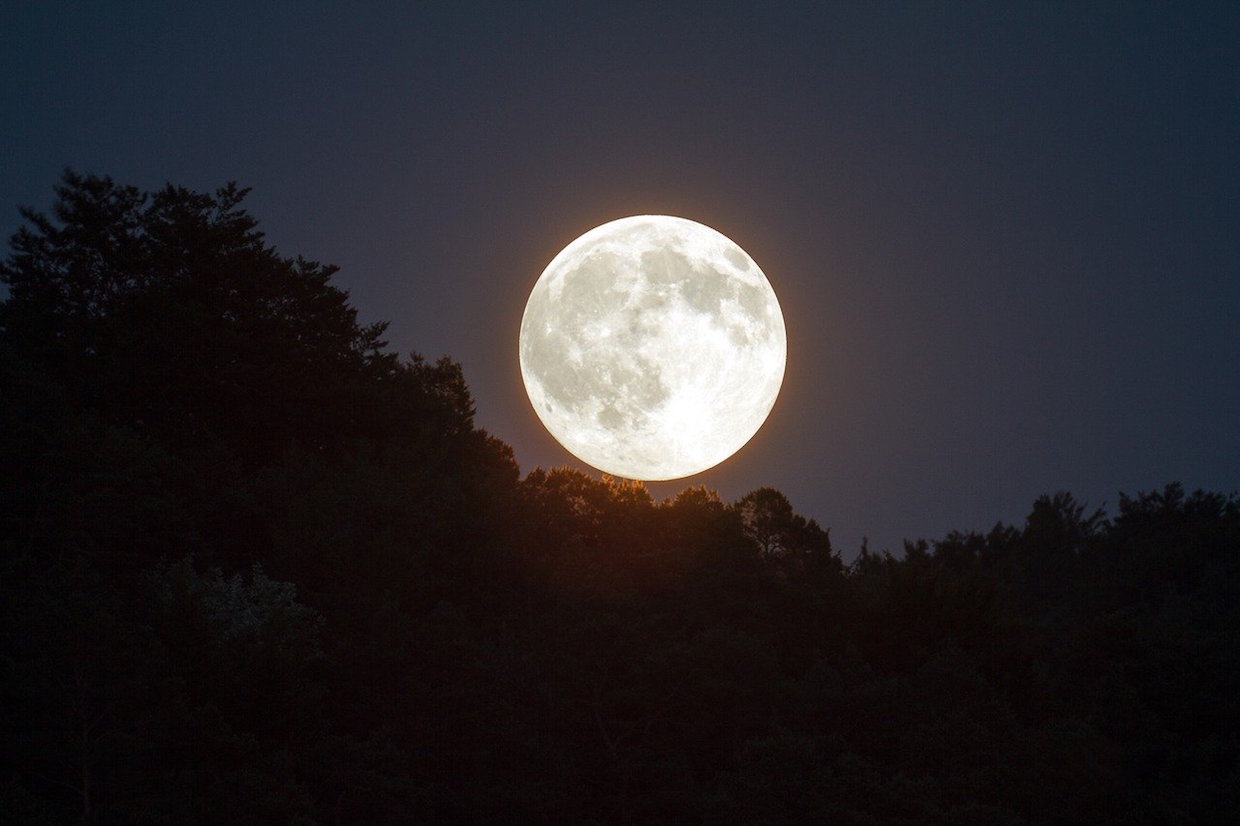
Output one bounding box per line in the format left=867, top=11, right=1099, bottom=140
left=519, top=215, right=786, bottom=481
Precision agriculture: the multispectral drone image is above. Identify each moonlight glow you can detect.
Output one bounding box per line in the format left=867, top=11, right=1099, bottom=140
left=519, top=215, right=786, bottom=480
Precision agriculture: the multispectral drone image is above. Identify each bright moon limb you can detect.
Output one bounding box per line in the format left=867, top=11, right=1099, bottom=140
left=519, top=215, right=786, bottom=481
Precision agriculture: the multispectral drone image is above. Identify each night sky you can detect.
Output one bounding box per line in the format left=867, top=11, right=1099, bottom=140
left=4, top=3, right=1237, bottom=557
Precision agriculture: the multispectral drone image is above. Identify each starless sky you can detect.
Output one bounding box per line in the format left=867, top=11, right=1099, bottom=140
left=3, top=2, right=1238, bottom=557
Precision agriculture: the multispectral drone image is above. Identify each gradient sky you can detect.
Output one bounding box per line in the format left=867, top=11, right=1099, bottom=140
left=4, top=2, right=1238, bottom=557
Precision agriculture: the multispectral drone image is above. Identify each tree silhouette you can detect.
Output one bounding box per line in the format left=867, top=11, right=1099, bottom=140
left=2, top=171, right=1236, bottom=823
left=1, top=170, right=395, bottom=470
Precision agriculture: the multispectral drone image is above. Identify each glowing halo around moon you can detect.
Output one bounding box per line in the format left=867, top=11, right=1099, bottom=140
left=519, top=215, right=786, bottom=481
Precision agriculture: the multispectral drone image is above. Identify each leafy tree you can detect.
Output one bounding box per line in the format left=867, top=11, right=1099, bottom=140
left=0, top=171, right=517, bottom=574
left=1007, top=491, right=1107, bottom=613
left=735, top=486, right=832, bottom=560
left=0, top=170, right=396, bottom=470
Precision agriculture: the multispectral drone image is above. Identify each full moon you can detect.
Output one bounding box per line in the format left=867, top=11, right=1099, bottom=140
left=519, top=215, right=786, bottom=481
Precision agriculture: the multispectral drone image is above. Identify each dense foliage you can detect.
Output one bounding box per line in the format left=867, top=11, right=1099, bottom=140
left=2, top=173, right=1236, bottom=823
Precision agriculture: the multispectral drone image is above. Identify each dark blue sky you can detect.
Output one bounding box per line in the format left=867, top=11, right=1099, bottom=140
left=4, top=2, right=1238, bottom=556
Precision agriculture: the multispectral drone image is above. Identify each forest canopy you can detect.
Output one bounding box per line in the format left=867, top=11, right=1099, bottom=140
left=2, top=172, right=1236, bottom=823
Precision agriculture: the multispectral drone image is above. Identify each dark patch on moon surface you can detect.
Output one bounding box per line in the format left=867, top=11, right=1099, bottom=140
left=640, top=249, right=681, bottom=287
left=597, top=405, right=624, bottom=429
left=679, top=262, right=731, bottom=316
left=724, top=247, right=749, bottom=270
left=736, top=282, right=770, bottom=318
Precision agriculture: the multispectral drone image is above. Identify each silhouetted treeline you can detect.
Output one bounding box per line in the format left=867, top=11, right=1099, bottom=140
left=2, top=173, right=1236, bottom=824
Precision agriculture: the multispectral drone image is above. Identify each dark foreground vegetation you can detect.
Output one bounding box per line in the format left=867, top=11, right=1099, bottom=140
left=2, top=173, right=1236, bottom=824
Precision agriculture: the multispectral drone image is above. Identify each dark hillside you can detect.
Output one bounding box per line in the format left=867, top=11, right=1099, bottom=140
left=2, top=174, right=1235, bottom=823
